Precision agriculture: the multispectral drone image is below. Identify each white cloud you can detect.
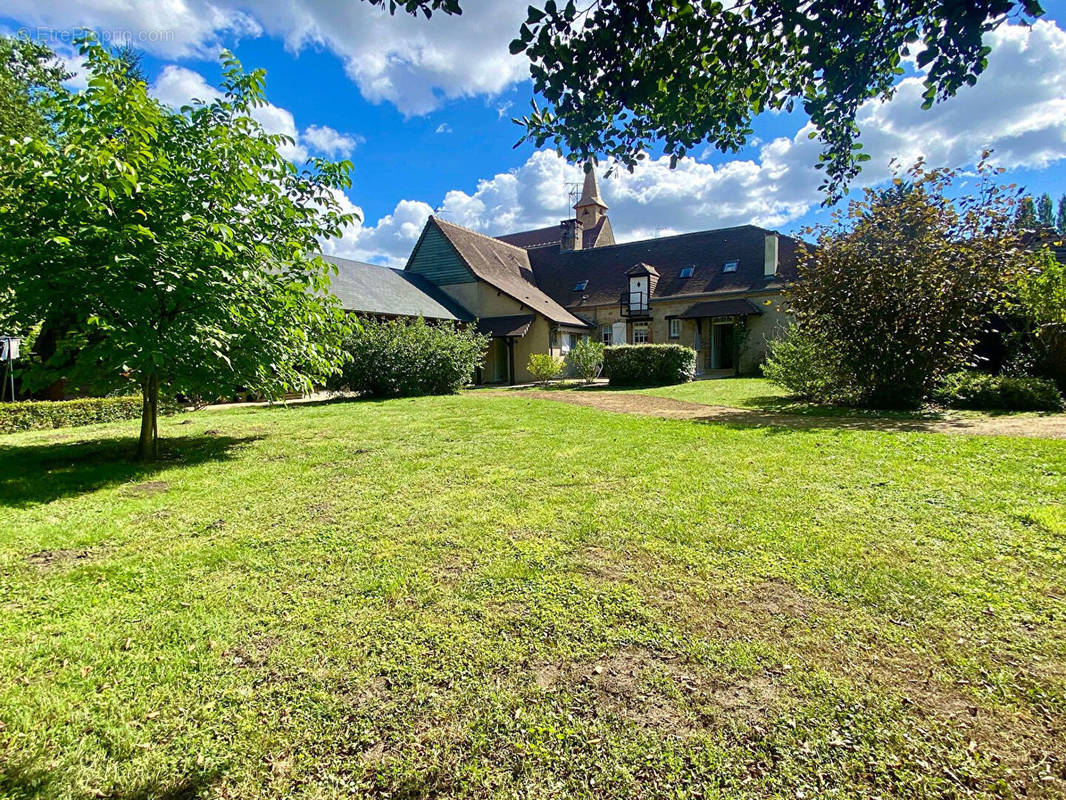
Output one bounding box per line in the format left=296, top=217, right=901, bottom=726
left=434, top=122, right=453, bottom=134
left=151, top=65, right=360, bottom=162
left=5, top=0, right=529, bottom=115
left=303, top=125, right=361, bottom=158
left=331, top=20, right=1066, bottom=263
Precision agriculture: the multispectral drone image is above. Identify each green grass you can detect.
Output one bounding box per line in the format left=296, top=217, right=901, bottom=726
left=634, top=377, right=1035, bottom=420
left=1, top=394, right=1064, bottom=798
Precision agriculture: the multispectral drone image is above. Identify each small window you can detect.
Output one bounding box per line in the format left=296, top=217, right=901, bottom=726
left=669, top=318, right=681, bottom=339
left=723, top=260, right=738, bottom=273
left=601, top=325, right=612, bottom=345
left=573, top=280, right=588, bottom=291
left=679, top=266, right=694, bottom=279
left=633, top=322, right=649, bottom=344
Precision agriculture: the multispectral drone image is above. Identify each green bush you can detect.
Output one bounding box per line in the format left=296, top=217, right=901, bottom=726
left=568, top=338, right=605, bottom=383
left=762, top=326, right=858, bottom=403
left=930, top=371, right=1064, bottom=412
left=528, top=353, right=566, bottom=384
left=0, top=395, right=145, bottom=434
left=327, top=317, right=488, bottom=398
left=603, top=344, right=696, bottom=387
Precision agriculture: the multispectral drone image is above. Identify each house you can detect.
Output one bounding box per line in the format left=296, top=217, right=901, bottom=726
left=324, top=165, right=801, bottom=383
left=496, top=167, right=801, bottom=376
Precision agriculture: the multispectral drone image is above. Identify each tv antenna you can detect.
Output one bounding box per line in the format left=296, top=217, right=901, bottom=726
left=566, top=181, right=580, bottom=212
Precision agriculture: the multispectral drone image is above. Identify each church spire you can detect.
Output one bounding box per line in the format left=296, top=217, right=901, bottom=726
left=574, top=162, right=608, bottom=227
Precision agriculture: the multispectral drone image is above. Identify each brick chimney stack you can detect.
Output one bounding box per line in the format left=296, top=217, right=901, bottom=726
left=560, top=218, right=584, bottom=251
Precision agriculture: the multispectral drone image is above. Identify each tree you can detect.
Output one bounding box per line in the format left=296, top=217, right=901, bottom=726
left=0, top=35, right=67, bottom=147
left=1037, top=192, right=1055, bottom=228
left=1013, top=246, right=1066, bottom=389
left=1056, top=195, right=1066, bottom=235
left=781, top=157, right=1024, bottom=407
left=1016, top=195, right=1037, bottom=230
left=0, top=38, right=357, bottom=459
left=510, top=0, right=1044, bottom=198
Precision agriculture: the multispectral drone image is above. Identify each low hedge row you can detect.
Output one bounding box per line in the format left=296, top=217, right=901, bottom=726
left=603, top=344, right=696, bottom=387
left=0, top=395, right=145, bottom=434
left=930, top=371, right=1065, bottom=412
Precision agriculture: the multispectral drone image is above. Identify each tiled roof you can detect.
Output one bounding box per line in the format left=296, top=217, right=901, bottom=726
left=476, top=314, right=535, bottom=338
left=528, top=225, right=801, bottom=309
left=429, top=217, right=591, bottom=328
left=495, top=217, right=614, bottom=250
left=321, top=255, right=473, bottom=321
left=674, top=299, right=764, bottom=319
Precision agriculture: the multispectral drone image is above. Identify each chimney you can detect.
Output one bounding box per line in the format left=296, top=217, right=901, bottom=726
left=764, top=233, right=779, bottom=277
left=560, top=218, right=584, bottom=251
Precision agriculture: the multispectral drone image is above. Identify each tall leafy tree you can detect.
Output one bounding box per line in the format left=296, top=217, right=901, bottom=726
left=0, top=39, right=356, bottom=459
left=509, top=0, right=1044, bottom=197
left=1016, top=195, right=1037, bottom=229
left=0, top=35, right=67, bottom=146
left=1037, top=192, right=1055, bottom=228
left=780, top=157, right=1024, bottom=407
left=1057, top=194, right=1066, bottom=235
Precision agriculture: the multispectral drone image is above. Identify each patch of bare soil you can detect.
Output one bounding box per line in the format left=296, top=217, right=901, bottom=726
left=504, top=390, right=1066, bottom=440
left=534, top=647, right=779, bottom=735
left=26, top=547, right=100, bottom=570
left=125, top=480, right=169, bottom=496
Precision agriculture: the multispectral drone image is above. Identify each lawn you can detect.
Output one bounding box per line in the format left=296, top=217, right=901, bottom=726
left=1, top=394, right=1064, bottom=798
left=633, top=378, right=951, bottom=419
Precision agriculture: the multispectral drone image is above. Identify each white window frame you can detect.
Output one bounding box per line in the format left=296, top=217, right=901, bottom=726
left=601, top=325, right=613, bottom=345
left=633, top=322, right=649, bottom=344
left=723, top=259, right=738, bottom=273
left=668, top=319, right=681, bottom=339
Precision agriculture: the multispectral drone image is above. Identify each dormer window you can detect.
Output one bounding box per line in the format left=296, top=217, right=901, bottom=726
left=573, top=280, right=588, bottom=291
left=679, top=266, right=694, bottom=279
left=723, top=260, right=738, bottom=273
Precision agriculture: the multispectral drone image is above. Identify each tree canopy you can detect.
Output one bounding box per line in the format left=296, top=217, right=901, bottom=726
left=507, top=0, right=1043, bottom=197
left=0, top=38, right=357, bottom=458
left=773, top=157, right=1025, bottom=407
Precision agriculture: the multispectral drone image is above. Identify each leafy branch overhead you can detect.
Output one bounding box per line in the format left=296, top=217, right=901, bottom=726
left=505, top=0, right=1044, bottom=198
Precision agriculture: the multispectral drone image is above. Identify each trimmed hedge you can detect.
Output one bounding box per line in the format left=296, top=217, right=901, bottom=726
left=930, top=371, right=1065, bottom=412
left=0, top=396, right=144, bottom=434
left=603, top=344, right=696, bottom=387
left=327, top=317, right=489, bottom=398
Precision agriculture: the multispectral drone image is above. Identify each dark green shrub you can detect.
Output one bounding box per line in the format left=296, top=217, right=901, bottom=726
left=603, top=344, right=695, bottom=387
left=930, top=372, right=1064, bottom=412
left=763, top=326, right=858, bottom=403
left=327, top=317, right=489, bottom=398
left=0, top=395, right=146, bottom=433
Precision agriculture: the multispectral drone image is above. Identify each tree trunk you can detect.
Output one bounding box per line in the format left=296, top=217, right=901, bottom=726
left=137, top=373, right=159, bottom=461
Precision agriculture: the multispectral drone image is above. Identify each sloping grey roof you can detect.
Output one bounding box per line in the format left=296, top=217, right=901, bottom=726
left=674, top=299, right=764, bottom=319
left=321, top=254, right=473, bottom=321
left=529, top=225, right=801, bottom=309
left=496, top=216, right=614, bottom=250
left=476, top=315, right=535, bottom=338
left=428, top=218, right=591, bottom=329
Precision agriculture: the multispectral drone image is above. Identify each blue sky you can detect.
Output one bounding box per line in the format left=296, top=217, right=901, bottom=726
left=4, top=1, right=1066, bottom=265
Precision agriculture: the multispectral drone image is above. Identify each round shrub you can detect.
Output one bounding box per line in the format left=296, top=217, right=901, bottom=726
left=528, top=353, right=566, bottom=384
left=603, top=344, right=696, bottom=387
left=328, top=317, right=489, bottom=398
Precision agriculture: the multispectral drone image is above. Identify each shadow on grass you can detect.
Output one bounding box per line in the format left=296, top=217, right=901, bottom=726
left=0, top=756, right=219, bottom=799
left=0, top=434, right=260, bottom=508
